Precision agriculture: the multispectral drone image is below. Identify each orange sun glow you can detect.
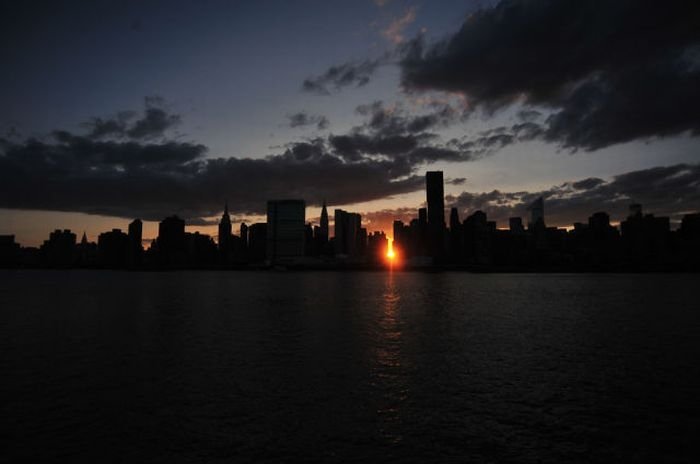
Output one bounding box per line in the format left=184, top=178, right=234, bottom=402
left=386, top=240, right=396, bottom=261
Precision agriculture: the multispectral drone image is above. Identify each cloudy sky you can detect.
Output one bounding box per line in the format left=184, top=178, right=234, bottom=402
left=1, top=0, right=699, bottom=245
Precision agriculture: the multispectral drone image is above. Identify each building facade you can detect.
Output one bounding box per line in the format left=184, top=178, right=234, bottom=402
left=266, top=200, right=306, bottom=264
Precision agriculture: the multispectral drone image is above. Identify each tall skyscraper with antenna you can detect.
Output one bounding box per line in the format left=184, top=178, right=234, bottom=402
left=319, top=200, right=329, bottom=243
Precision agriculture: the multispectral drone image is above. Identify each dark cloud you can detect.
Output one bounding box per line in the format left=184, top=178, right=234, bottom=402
left=329, top=133, right=419, bottom=161
left=127, top=107, right=181, bottom=139
left=445, top=163, right=700, bottom=227
left=287, top=112, right=329, bottom=130
left=400, top=0, right=700, bottom=150
left=0, top=121, right=426, bottom=224
left=302, top=58, right=385, bottom=94
left=328, top=100, right=473, bottom=167
left=0, top=98, right=486, bottom=223
left=355, top=100, right=458, bottom=136
left=516, top=109, right=542, bottom=122
left=447, top=177, right=466, bottom=185
left=446, top=121, right=544, bottom=158
left=83, top=96, right=181, bottom=140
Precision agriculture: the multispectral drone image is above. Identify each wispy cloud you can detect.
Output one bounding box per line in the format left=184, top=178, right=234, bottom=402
left=286, top=111, right=329, bottom=130
left=382, top=6, right=417, bottom=44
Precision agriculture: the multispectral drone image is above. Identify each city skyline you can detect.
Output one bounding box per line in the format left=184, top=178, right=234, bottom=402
left=1, top=1, right=699, bottom=246
left=4, top=167, right=699, bottom=250
left=3, top=169, right=699, bottom=271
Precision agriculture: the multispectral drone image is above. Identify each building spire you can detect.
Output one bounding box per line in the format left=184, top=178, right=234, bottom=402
left=81, top=231, right=88, bottom=245
left=320, top=199, right=329, bottom=241
left=220, top=201, right=231, bottom=226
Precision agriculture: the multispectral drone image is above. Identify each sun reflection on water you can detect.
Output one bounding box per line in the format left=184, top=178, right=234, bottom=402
left=373, top=271, right=407, bottom=444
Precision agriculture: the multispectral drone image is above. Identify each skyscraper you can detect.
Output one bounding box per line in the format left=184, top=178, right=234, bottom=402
left=449, top=207, right=460, bottom=231
left=319, top=200, right=329, bottom=243
left=426, top=171, right=445, bottom=227
left=334, top=209, right=362, bottom=257
left=240, top=222, right=249, bottom=247
left=218, top=202, right=232, bottom=252
left=266, top=199, right=306, bottom=264
left=418, top=207, right=427, bottom=226
left=528, top=197, right=545, bottom=229
left=128, top=219, right=143, bottom=267
left=509, top=217, right=525, bottom=234
left=128, top=219, right=142, bottom=245
left=248, top=223, right=267, bottom=263
left=156, top=215, right=186, bottom=267
left=426, top=171, right=445, bottom=259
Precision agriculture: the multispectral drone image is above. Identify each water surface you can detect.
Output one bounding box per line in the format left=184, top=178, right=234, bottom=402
left=1, top=271, right=698, bottom=462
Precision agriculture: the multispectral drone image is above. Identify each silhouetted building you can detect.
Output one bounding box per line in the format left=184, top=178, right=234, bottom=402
left=680, top=213, right=700, bottom=269
left=680, top=213, right=700, bottom=239
left=240, top=222, right=249, bottom=247
left=98, top=228, right=129, bottom=268
left=449, top=207, right=462, bottom=261
left=334, top=209, right=362, bottom=258
left=463, top=211, right=492, bottom=265
left=76, top=232, right=98, bottom=267
left=426, top=171, right=446, bottom=260
left=426, top=171, right=445, bottom=227
left=620, top=204, right=671, bottom=265
left=358, top=227, right=368, bottom=256
left=218, top=203, right=233, bottom=263
left=248, top=223, right=267, bottom=263
left=128, top=219, right=143, bottom=267
left=0, top=235, right=20, bottom=267
left=449, top=208, right=460, bottom=231
left=367, top=231, right=388, bottom=263
left=267, top=200, right=306, bottom=264
left=185, top=232, right=217, bottom=267
left=319, top=200, right=329, bottom=243
left=418, top=207, right=427, bottom=226
left=509, top=217, right=525, bottom=235
left=41, top=229, right=77, bottom=267
left=528, top=197, right=545, bottom=229
left=304, top=223, right=314, bottom=256
left=157, top=215, right=186, bottom=267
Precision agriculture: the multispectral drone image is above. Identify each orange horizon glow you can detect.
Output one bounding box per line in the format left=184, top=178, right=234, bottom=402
left=385, top=239, right=397, bottom=267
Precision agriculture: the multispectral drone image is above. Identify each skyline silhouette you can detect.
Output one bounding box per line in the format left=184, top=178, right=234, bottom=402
left=2, top=169, right=698, bottom=271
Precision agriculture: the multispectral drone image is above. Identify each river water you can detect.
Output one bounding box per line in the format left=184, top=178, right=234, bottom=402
left=1, top=271, right=698, bottom=462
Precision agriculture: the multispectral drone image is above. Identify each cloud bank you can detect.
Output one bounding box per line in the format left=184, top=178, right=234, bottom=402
left=1, top=99, right=470, bottom=223
left=400, top=0, right=700, bottom=150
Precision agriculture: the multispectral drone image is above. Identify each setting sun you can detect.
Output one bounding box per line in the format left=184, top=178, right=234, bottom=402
left=386, top=239, right=396, bottom=262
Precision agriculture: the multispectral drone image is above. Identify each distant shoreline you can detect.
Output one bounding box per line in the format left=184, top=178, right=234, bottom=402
left=2, top=264, right=698, bottom=273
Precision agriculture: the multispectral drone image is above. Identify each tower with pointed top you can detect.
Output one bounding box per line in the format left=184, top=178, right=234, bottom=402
left=218, top=202, right=232, bottom=260
left=319, top=200, right=329, bottom=243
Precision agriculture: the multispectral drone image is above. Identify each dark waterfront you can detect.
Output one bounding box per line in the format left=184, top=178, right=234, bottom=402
left=2, top=271, right=699, bottom=463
